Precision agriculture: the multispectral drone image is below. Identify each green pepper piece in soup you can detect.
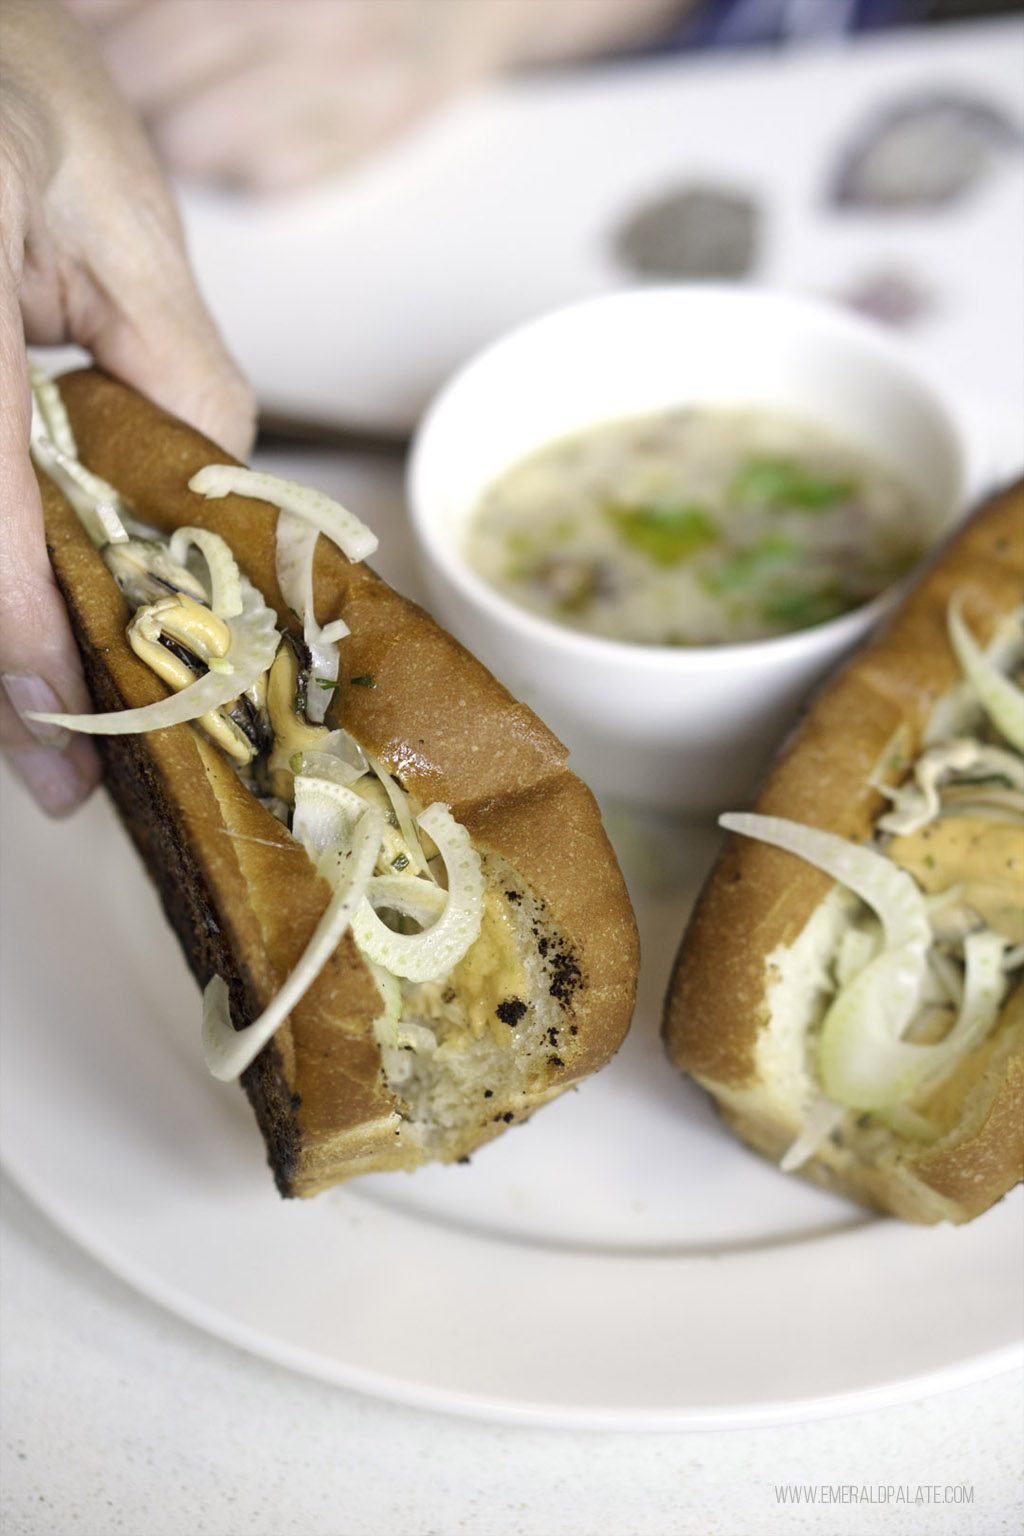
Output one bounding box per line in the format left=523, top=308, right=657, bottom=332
left=760, top=584, right=847, bottom=629
left=704, top=534, right=801, bottom=594
left=605, top=502, right=716, bottom=566
left=729, top=456, right=858, bottom=510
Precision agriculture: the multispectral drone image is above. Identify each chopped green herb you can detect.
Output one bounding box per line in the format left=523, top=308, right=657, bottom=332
left=760, top=585, right=846, bottom=628
left=349, top=674, right=376, bottom=688
left=605, top=502, right=715, bottom=566
left=391, top=853, right=410, bottom=871
left=504, top=531, right=536, bottom=557
left=316, top=677, right=340, bottom=691
left=704, top=534, right=800, bottom=594
left=729, top=456, right=857, bottom=511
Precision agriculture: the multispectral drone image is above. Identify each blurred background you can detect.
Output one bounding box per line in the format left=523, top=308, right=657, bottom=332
left=87, top=0, right=1021, bottom=481
left=62, top=1, right=1024, bottom=471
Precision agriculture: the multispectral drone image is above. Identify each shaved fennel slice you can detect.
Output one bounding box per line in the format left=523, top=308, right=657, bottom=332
left=167, top=527, right=243, bottom=618
left=188, top=465, right=378, bottom=563
left=29, top=362, right=77, bottom=456
left=289, top=731, right=368, bottom=789
left=291, top=774, right=369, bottom=860
left=293, top=779, right=483, bottom=979
left=25, top=573, right=279, bottom=736
left=721, top=813, right=933, bottom=1113
left=366, top=753, right=434, bottom=879
left=201, top=976, right=233, bottom=1063
left=817, top=943, right=935, bottom=1109
left=927, top=946, right=966, bottom=1009
left=274, top=509, right=347, bottom=724
left=366, top=960, right=439, bottom=1085
left=780, top=1098, right=848, bottom=1172
left=306, top=652, right=341, bottom=727
left=352, top=804, right=484, bottom=982
left=834, top=924, right=881, bottom=989
left=879, top=741, right=1024, bottom=835
left=874, top=739, right=988, bottom=835
left=720, top=813, right=932, bottom=953
left=295, top=748, right=366, bottom=788
left=202, top=805, right=384, bottom=1081
left=933, top=928, right=1008, bottom=1061
left=925, top=606, right=1024, bottom=744
left=323, top=730, right=369, bottom=776
left=948, top=599, right=1024, bottom=752
left=819, top=928, right=1007, bottom=1111
left=30, top=398, right=131, bottom=548
left=365, top=873, right=448, bottom=926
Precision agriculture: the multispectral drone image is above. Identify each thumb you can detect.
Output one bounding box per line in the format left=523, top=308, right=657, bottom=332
left=84, top=250, right=257, bottom=462
left=0, top=331, right=102, bottom=813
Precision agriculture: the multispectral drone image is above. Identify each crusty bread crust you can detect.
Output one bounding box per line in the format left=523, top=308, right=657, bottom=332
left=663, top=480, right=1024, bottom=1223
left=44, top=369, right=639, bottom=1196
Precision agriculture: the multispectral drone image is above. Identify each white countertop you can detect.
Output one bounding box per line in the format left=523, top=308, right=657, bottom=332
left=2, top=1174, right=1021, bottom=1536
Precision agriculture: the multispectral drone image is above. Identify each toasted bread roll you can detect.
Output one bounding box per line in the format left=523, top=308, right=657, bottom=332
left=38, top=369, right=639, bottom=1196
left=664, top=480, right=1024, bottom=1224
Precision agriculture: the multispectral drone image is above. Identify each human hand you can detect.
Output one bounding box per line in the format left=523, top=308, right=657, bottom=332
left=1, top=0, right=255, bottom=815
left=65, top=0, right=687, bottom=193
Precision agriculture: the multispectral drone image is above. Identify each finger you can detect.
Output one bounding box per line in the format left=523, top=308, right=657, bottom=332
left=0, top=357, right=94, bottom=721
left=147, top=50, right=438, bottom=192
left=8, top=0, right=257, bottom=459
left=61, top=0, right=146, bottom=26
left=84, top=0, right=273, bottom=118
left=84, top=283, right=257, bottom=462
left=1, top=718, right=102, bottom=817
left=48, top=167, right=257, bottom=458
left=0, top=299, right=101, bottom=810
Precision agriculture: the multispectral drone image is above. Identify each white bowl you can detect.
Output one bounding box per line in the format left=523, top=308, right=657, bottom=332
left=407, top=286, right=974, bottom=815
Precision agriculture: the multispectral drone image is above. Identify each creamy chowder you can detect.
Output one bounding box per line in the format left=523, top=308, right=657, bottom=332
left=465, top=407, right=932, bottom=646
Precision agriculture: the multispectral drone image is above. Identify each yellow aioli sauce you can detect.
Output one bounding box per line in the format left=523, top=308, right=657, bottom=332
left=451, top=889, right=529, bottom=1047
left=886, top=815, right=1024, bottom=945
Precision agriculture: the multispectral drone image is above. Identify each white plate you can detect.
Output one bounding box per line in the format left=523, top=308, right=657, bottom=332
left=2, top=761, right=1021, bottom=1431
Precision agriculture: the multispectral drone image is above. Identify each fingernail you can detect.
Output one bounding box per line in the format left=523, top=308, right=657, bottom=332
left=5, top=743, right=91, bottom=817
left=2, top=674, right=71, bottom=749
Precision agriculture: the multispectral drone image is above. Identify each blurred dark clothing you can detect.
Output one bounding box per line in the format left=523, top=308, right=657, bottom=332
left=659, top=0, right=1022, bottom=51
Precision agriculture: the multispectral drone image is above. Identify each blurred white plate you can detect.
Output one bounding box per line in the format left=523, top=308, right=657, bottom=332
left=2, top=755, right=1021, bottom=1429
left=179, top=20, right=1024, bottom=459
